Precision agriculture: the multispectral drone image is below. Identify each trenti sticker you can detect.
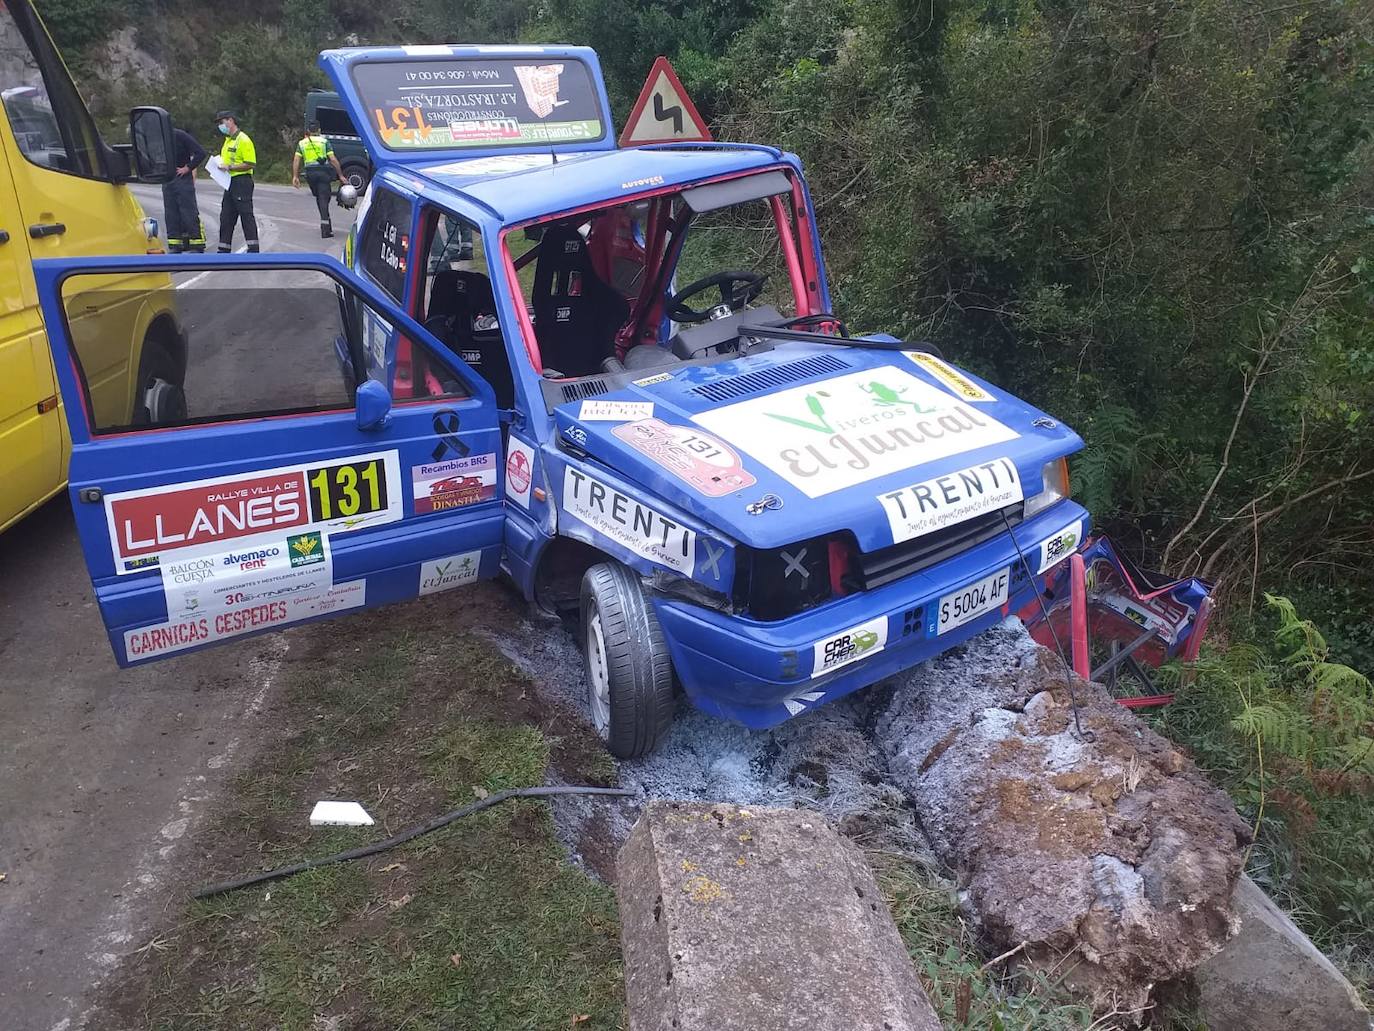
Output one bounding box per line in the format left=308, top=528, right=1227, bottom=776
left=104, top=451, right=402, bottom=573
left=693, top=367, right=1018, bottom=498
left=903, top=351, right=994, bottom=403
left=411, top=454, right=498, bottom=514
left=579, top=399, right=654, bottom=422
left=611, top=419, right=756, bottom=497
left=877, top=457, right=1024, bottom=545
left=562, top=467, right=695, bottom=575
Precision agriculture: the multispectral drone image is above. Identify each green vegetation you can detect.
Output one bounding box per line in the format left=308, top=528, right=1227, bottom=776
left=1153, top=596, right=1374, bottom=994
left=102, top=602, right=624, bottom=1031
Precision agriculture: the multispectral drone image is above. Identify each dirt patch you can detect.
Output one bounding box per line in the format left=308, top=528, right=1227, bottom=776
left=95, top=584, right=624, bottom=1031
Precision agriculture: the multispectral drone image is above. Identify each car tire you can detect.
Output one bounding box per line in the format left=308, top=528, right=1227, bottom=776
left=580, top=561, right=674, bottom=758
left=133, top=337, right=187, bottom=426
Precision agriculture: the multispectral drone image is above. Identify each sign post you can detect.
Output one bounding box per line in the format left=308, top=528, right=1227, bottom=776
left=619, top=56, right=712, bottom=146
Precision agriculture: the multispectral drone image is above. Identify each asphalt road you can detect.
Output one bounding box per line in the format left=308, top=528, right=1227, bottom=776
left=0, top=179, right=356, bottom=1031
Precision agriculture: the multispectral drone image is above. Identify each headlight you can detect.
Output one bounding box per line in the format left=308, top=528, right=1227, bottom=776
left=1024, top=458, right=1070, bottom=519
left=736, top=534, right=858, bottom=620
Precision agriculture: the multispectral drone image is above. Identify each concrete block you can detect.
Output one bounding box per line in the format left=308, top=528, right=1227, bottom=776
left=616, top=801, right=941, bottom=1031
left=1194, top=874, right=1371, bottom=1031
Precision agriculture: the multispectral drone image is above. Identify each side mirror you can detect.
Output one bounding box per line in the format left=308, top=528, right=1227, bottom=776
left=355, top=379, right=392, bottom=432
left=129, top=106, right=176, bottom=183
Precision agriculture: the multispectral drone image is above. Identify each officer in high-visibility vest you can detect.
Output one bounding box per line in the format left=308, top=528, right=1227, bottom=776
left=214, top=110, right=259, bottom=253
left=291, top=121, right=347, bottom=239
left=162, top=126, right=207, bottom=253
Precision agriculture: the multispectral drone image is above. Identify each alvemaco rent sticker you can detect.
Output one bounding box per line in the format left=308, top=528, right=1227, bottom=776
left=562, top=467, right=695, bottom=574
left=878, top=457, right=1023, bottom=545
left=159, top=533, right=334, bottom=619
left=693, top=367, right=1018, bottom=498
left=813, top=616, right=888, bottom=678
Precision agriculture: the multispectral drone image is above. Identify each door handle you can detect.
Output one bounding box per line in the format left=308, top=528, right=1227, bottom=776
left=29, top=222, right=66, bottom=238
left=0, top=230, right=9, bottom=244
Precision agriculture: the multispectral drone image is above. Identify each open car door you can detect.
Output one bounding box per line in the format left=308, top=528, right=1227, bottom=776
left=34, top=253, right=505, bottom=666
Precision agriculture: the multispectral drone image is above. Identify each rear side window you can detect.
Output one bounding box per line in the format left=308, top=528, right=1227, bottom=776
left=359, top=187, right=413, bottom=302
left=315, top=105, right=359, bottom=137
left=0, top=4, right=102, bottom=177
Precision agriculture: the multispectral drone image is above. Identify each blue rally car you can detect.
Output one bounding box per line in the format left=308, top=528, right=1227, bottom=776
left=35, top=45, right=1089, bottom=756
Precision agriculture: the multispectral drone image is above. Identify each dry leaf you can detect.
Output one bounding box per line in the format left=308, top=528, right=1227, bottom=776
left=473, top=786, right=490, bottom=800
left=450, top=953, right=462, bottom=968
left=571, top=1017, right=590, bottom=1026
left=380, top=863, right=403, bottom=873
left=388, top=893, right=414, bottom=909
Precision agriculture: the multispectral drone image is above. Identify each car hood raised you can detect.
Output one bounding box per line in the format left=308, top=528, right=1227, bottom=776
left=551, top=344, right=1083, bottom=552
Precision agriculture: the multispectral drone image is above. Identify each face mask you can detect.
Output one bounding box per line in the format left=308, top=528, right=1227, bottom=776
left=218, top=123, right=231, bottom=136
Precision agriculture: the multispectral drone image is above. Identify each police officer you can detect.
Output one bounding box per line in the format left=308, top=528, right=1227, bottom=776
left=291, top=120, right=347, bottom=238
left=162, top=126, right=207, bottom=253
left=214, top=110, right=259, bottom=253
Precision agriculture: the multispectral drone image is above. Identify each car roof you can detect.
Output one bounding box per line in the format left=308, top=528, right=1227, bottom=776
left=399, top=143, right=795, bottom=227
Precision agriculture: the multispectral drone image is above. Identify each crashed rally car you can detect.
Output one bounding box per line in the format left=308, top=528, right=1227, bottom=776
left=36, top=45, right=1089, bottom=757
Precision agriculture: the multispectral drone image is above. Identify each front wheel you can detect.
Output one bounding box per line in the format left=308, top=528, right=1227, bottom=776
left=580, top=562, right=674, bottom=758
left=132, top=337, right=186, bottom=426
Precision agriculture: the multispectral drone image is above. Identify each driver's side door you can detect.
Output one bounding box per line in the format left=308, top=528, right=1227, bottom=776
left=34, top=253, right=505, bottom=666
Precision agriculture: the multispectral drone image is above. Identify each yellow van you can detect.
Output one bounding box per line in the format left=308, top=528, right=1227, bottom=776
left=1, top=0, right=184, bottom=533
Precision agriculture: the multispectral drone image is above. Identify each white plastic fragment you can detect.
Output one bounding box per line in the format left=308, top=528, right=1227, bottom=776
left=309, top=800, right=374, bottom=827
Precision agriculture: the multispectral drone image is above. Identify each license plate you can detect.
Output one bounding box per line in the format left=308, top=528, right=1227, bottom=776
left=937, top=567, right=1010, bottom=634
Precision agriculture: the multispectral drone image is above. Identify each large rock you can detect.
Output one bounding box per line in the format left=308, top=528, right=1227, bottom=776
left=872, top=624, right=1251, bottom=1016
left=1194, top=873, right=1371, bottom=1031
left=616, top=800, right=941, bottom=1031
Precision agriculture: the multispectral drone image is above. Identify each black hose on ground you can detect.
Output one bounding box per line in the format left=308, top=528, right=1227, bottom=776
left=192, top=785, right=637, bottom=899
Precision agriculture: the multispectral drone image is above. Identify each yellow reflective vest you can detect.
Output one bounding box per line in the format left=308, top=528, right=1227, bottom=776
left=220, top=131, right=256, bottom=176
left=298, top=134, right=332, bottom=166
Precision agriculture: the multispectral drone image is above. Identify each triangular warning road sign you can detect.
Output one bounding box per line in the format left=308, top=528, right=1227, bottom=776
left=619, top=56, right=713, bottom=146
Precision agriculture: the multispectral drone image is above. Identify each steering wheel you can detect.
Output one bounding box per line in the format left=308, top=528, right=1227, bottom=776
left=667, top=270, right=768, bottom=324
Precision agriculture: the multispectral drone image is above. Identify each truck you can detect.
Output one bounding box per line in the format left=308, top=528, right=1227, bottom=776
left=0, top=0, right=186, bottom=534
left=34, top=45, right=1090, bottom=757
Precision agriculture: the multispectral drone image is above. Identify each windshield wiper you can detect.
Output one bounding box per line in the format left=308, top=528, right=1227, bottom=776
left=740, top=322, right=944, bottom=359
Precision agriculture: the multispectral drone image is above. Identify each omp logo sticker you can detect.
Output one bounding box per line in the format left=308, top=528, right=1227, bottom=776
left=694, top=367, right=1018, bottom=498
left=812, top=616, right=888, bottom=679
left=562, top=467, right=695, bottom=575
left=878, top=457, right=1024, bottom=545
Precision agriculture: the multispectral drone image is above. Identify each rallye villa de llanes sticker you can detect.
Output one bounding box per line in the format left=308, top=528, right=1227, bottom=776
left=611, top=418, right=756, bottom=497
left=561, top=467, right=696, bottom=575
left=693, top=367, right=1018, bottom=498
left=105, top=450, right=403, bottom=573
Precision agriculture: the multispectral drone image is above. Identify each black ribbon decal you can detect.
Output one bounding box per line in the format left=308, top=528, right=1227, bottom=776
left=431, top=409, right=470, bottom=462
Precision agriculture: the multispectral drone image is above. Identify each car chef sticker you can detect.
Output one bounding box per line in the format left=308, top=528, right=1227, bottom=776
left=1037, top=518, right=1084, bottom=574
left=903, top=351, right=994, bottom=403
left=418, top=550, right=482, bottom=596
left=126, top=533, right=365, bottom=661
left=693, top=367, right=1018, bottom=498
left=579, top=399, right=654, bottom=421
left=878, top=457, right=1024, bottom=545
left=611, top=418, right=757, bottom=498
left=411, top=454, right=498, bottom=514
left=562, top=467, right=695, bottom=575
left=505, top=437, right=536, bottom=507
left=813, top=616, right=887, bottom=679
left=105, top=451, right=403, bottom=573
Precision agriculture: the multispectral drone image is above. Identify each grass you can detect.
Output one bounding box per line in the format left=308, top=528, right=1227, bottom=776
left=101, top=587, right=625, bottom=1031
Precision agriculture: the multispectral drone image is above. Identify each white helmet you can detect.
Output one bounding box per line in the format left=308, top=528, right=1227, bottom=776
left=338, top=183, right=359, bottom=208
